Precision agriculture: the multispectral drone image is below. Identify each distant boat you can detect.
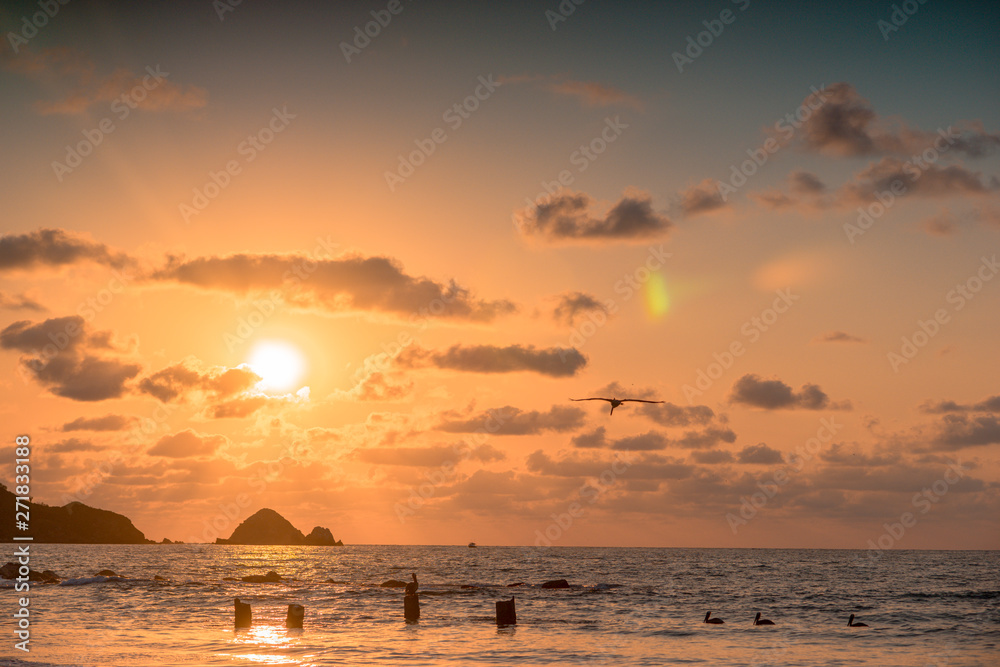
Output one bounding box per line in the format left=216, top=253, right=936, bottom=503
left=468, top=542, right=477, bottom=548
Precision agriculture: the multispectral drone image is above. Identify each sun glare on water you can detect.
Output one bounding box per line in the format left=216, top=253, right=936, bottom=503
left=247, top=340, right=306, bottom=392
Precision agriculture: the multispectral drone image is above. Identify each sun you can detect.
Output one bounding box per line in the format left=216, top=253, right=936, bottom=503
left=247, top=340, right=306, bottom=392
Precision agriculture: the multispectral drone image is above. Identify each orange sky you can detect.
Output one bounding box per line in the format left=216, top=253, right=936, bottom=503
left=1, top=1, right=998, bottom=548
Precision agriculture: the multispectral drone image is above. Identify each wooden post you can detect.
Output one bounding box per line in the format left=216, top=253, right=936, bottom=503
left=404, top=593, right=420, bottom=621
left=496, top=596, right=517, bottom=626
left=286, top=604, right=304, bottom=628
left=234, top=598, right=252, bottom=628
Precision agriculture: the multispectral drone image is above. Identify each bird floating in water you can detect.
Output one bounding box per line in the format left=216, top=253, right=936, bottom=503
left=570, top=397, right=664, bottom=415
left=847, top=614, right=868, bottom=627
left=704, top=611, right=724, bottom=624
left=753, top=612, right=775, bottom=626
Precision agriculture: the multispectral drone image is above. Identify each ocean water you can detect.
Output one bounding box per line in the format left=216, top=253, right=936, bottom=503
left=2, top=545, right=997, bottom=666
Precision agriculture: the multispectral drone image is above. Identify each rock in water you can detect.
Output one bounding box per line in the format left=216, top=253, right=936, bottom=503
left=380, top=579, right=408, bottom=588
left=286, top=604, right=304, bottom=628
left=241, top=570, right=282, bottom=583
left=540, top=579, right=570, bottom=589
left=95, top=570, right=117, bottom=577
left=215, top=508, right=344, bottom=546
left=304, top=526, right=338, bottom=546
left=234, top=598, right=252, bottom=628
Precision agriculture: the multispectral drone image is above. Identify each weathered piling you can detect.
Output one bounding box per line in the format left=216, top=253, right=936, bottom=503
left=234, top=598, right=252, bottom=628
left=404, top=594, right=420, bottom=621
left=496, top=596, right=517, bottom=626
left=286, top=604, right=304, bottom=628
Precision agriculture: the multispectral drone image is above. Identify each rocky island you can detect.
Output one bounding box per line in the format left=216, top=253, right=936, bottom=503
left=215, top=508, right=343, bottom=546
left=0, top=483, right=152, bottom=544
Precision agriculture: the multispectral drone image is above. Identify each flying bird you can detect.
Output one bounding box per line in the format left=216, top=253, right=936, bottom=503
left=570, top=396, right=664, bottom=415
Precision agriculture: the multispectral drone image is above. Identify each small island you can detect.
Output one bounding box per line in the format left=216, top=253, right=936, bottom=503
left=215, top=508, right=343, bottom=546
left=0, top=483, right=152, bottom=544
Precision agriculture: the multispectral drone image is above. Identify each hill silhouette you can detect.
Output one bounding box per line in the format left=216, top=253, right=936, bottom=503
left=0, top=484, right=151, bottom=544
left=216, top=508, right=343, bottom=546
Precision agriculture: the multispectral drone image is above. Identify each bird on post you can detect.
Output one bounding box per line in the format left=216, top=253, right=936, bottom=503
left=570, top=396, right=664, bottom=415
left=405, top=573, right=418, bottom=595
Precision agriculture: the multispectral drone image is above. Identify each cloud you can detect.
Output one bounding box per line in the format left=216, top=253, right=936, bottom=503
left=691, top=450, right=734, bottom=464
left=550, top=291, right=609, bottom=327
left=152, top=252, right=516, bottom=322
left=138, top=361, right=260, bottom=403
left=737, top=443, right=784, bottom=464
left=527, top=450, right=692, bottom=481
left=208, top=396, right=272, bottom=419
left=729, top=374, right=851, bottom=410
left=813, top=331, right=867, bottom=344
left=0, top=316, right=140, bottom=401
left=665, top=426, right=737, bottom=449
left=610, top=431, right=669, bottom=451
left=396, top=344, right=586, bottom=377
left=500, top=74, right=642, bottom=110
left=0, top=228, right=133, bottom=272
left=0, top=292, right=45, bottom=311
left=61, top=414, right=134, bottom=432
left=354, top=444, right=505, bottom=467
left=837, top=158, right=998, bottom=204
left=343, top=371, right=413, bottom=401
left=2, top=47, right=206, bottom=115
left=793, top=82, right=1000, bottom=158
left=931, top=415, right=1000, bottom=450
left=571, top=426, right=608, bottom=449
left=679, top=178, right=729, bottom=216
left=437, top=404, right=586, bottom=435
left=49, top=438, right=100, bottom=453
left=514, top=190, right=672, bottom=244
left=919, top=395, right=1000, bottom=414
left=148, top=429, right=227, bottom=458
left=639, top=402, right=716, bottom=427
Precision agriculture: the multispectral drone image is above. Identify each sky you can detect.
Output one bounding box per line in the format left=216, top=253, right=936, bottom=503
left=0, top=0, right=998, bottom=549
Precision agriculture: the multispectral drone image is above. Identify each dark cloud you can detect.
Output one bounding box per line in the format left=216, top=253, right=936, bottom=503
left=788, top=170, right=826, bottom=194
left=0, top=316, right=140, bottom=401
left=208, top=396, right=271, bottom=419
left=148, top=430, right=227, bottom=458
left=919, top=395, right=1000, bottom=414
left=691, top=450, right=734, bottom=464
left=666, top=426, right=737, bottom=449
left=437, top=404, right=585, bottom=435
left=610, top=431, right=669, bottom=451
left=795, top=82, right=1000, bottom=158
left=819, top=444, right=901, bottom=467
left=639, top=402, right=716, bottom=427
left=813, top=331, right=867, bottom=344
left=571, top=426, right=608, bottom=449
left=61, top=414, right=134, bottom=432
left=152, top=252, right=516, bottom=322
left=0, top=292, right=45, bottom=311
left=514, top=190, right=672, bottom=243
left=933, top=415, right=1000, bottom=449
left=550, top=291, right=609, bottom=327
left=49, top=438, right=99, bottom=453
left=396, top=344, right=586, bottom=377
left=838, top=158, right=998, bottom=204
left=0, top=228, right=132, bottom=272
left=354, top=444, right=505, bottom=467
left=527, top=450, right=692, bottom=481
left=737, top=443, right=784, bottom=464
left=679, top=179, right=729, bottom=216
left=138, top=362, right=259, bottom=403
left=729, top=374, right=851, bottom=410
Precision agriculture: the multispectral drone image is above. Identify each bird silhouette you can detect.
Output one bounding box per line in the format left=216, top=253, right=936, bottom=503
left=704, top=611, right=724, bottom=624
left=405, top=573, right=418, bottom=595
left=753, top=612, right=775, bottom=626
left=847, top=614, right=868, bottom=627
left=570, top=397, right=664, bottom=415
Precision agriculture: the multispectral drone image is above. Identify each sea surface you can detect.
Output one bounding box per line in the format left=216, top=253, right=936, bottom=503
left=1, top=546, right=997, bottom=666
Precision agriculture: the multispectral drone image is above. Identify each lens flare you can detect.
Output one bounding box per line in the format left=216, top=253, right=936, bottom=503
left=644, top=272, right=670, bottom=319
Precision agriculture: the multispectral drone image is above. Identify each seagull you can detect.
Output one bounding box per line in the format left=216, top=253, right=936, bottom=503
left=570, top=397, right=664, bottom=415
